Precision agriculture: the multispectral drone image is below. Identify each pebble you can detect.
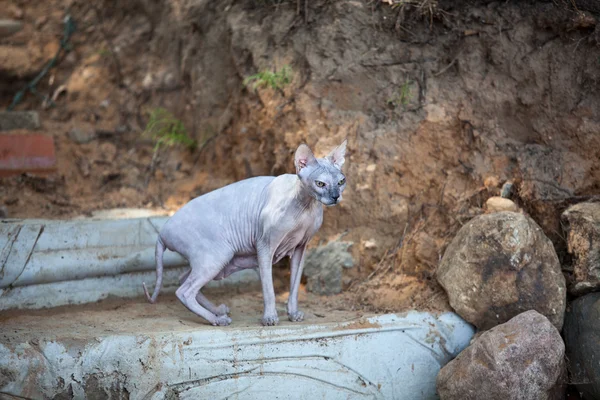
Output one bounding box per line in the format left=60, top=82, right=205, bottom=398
left=68, top=127, right=95, bottom=144
left=485, top=196, right=518, bottom=213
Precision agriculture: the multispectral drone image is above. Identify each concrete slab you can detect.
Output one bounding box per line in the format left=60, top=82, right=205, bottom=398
left=0, top=217, right=178, bottom=289
left=0, top=266, right=259, bottom=311
left=0, top=216, right=200, bottom=310
left=0, top=216, right=259, bottom=310
left=0, top=293, right=475, bottom=399
left=0, top=215, right=263, bottom=311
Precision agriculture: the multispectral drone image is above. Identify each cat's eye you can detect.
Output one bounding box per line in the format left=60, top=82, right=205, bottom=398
left=315, top=181, right=325, bottom=187
left=338, top=178, right=346, bottom=186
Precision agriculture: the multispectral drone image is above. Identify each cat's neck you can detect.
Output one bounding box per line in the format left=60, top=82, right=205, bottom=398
left=292, top=177, right=319, bottom=209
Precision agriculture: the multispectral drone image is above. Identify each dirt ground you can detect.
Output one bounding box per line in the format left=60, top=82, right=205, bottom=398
left=0, top=289, right=359, bottom=344
left=0, top=277, right=449, bottom=343
left=1, top=0, right=600, bottom=314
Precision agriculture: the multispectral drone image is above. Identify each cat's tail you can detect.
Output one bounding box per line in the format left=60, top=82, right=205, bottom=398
left=143, top=237, right=165, bottom=304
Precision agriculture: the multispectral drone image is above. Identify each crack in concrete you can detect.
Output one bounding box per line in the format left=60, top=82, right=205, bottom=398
left=0, top=225, right=22, bottom=280
left=10, top=224, right=45, bottom=287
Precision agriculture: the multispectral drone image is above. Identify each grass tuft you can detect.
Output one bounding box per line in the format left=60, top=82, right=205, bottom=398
left=243, top=65, right=292, bottom=92
left=144, top=107, right=196, bottom=153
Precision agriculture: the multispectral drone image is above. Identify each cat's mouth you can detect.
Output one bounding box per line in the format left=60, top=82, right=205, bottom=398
left=322, top=199, right=339, bottom=207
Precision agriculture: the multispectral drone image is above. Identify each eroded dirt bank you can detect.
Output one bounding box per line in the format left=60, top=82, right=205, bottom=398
left=1, top=0, right=600, bottom=309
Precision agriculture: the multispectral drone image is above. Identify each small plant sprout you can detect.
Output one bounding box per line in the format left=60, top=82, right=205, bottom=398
left=143, top=107, right=196, bottom=185
left=387, top=79, right=415, bottom=110
left=97, top=47, right=112, bottom=57
left=144, top=107, right=196, bottom=152
left=243, top=65, right=292, bottom=92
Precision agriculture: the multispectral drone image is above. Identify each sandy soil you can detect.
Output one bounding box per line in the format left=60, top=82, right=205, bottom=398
left=0, top=289, right=380, bottom=343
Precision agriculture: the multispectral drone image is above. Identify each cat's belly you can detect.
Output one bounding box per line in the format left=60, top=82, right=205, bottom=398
left=214, top=254, right=258, bottom=281
left=214, top=226, right=312, bottom=281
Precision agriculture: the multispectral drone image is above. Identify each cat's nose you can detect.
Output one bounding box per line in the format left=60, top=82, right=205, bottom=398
left=332, top=195, right=339, bottom=202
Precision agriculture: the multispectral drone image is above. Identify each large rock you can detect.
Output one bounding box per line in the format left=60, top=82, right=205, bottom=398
left=303, top=240, right=354, bottom=295
left=562, top=202, right=600, bottom=295
left=437, top=310, right=566, bottom=400
left=563, top=292, right=600, bottom=400
left=437, top=211, right=566, bottom=331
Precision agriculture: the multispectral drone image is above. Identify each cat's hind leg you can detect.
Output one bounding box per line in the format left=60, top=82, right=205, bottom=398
left=178, top=269, right=191, bottom=284
left=176, top=253, right=232, bottom=326
left=179, top=268, right=229, bottom=316
left=196, top=292, right=230, bottom=316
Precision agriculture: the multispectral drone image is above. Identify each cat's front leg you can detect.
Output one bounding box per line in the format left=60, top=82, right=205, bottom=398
left=287, top=245, right=307, bottom=322
left=257, top=242, right=279, bottom=326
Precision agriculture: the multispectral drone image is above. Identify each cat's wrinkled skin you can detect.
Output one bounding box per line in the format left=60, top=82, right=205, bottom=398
left=143, top=140, right=347, bottom=326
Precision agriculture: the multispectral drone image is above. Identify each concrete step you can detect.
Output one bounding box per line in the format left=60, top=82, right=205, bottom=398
left=0, top=216, right=257, bottom=311
left=0, top=294, right=474, bottom=399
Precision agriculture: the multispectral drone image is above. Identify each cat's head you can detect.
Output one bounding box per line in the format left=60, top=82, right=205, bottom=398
left=294, top=140, right=347, bottom=206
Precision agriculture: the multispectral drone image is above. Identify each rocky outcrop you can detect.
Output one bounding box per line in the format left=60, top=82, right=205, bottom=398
left=437, top=211, right=566, bottom=330
left=437, top=310, right=566, bottom=400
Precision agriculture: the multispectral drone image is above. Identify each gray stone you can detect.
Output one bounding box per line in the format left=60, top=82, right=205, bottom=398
left=437, top=310, right=566, bottom=400
left=68, top=127, right=96, bottom=144
left=563, top=292, right=600, bottom=400
left=501, top=181, right=514, bottom=198
left=0, top=20, right=23, bottom=38
left=0, top=111, right=40, bottom=131
left=304, top=240, right=354, bottom=295
left=562, top=202, right=600, bottom=295
left=437, top=211, right=566, bottom=331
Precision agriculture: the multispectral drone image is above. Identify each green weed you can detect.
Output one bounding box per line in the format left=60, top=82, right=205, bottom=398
left=243, top=65, right=292, bottom=92
left=387, top=80, right=414, bottom=109
left=143, top=107, right=196, bottom=186
left=144, top=107, right=196, bottom=152
left=97, top=47, right=112, bottom=57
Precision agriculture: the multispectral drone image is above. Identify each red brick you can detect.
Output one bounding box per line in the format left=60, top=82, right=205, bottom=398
left=0, top=134, right=56, bottom=177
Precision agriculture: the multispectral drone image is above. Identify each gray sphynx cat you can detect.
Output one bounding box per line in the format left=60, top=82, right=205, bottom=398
left=143, top=140, right=347, bottom=326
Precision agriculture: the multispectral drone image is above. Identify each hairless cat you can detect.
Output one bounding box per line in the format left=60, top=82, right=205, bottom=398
left=143, top=140, right=347, bottom=326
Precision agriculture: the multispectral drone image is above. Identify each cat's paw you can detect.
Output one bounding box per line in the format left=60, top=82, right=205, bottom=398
left=288, top=311, right=304, bottom=322
left=212, top=315, right=232, bottom=326
left=216, top=304, right=230, bottom=316
left=261, top=314, right=279, bottom=326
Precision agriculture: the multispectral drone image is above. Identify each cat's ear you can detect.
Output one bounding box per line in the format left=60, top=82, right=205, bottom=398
left=327, top=139, right=347, bottom=169
left=295, top=144, right=318, bottom=174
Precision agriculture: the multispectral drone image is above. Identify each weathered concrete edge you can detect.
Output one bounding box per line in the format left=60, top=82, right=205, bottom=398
left=0, top=216, right=178, bottom=289
left=0, top=312, right=475, bottom=400
left=0, top=268, right=260, bottom=311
